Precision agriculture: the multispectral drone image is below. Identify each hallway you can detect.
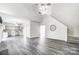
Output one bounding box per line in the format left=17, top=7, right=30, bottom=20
left=0, top=37, right=79, bottom=55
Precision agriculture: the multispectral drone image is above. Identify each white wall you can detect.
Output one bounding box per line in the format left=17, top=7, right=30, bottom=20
left=50, top=3, right=79, bottom=37
left=25, top=21, right=30, bottom=38
left=42, top=15, right=67, bottom=41
left=30, top=21, right=40, bottom=38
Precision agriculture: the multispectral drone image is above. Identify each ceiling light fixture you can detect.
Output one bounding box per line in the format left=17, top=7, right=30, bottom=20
left=35, top=3, right=51, bottom=15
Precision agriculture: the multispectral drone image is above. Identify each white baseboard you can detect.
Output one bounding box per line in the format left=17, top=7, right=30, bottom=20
left=68, top=35, right=79, bottom=38
left=27, top=37, right=39, bottom=39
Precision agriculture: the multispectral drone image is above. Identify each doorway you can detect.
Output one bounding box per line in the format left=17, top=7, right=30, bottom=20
left=40, top=25, right=46, bottom=41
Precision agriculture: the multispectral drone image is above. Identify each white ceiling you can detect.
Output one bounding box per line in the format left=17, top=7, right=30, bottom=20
left=0, top=3, right=79, bottom=28
left=50, top=3, right=79, bottom=28
left=0, top=3, right=42, bottom=22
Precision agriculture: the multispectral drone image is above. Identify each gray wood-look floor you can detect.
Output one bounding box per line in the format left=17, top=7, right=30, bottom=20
left=0, top=37, right=79, bottom=55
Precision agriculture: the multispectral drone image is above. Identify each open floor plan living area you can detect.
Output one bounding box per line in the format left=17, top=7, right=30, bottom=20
left=0, top=3, right=79, bottom=55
